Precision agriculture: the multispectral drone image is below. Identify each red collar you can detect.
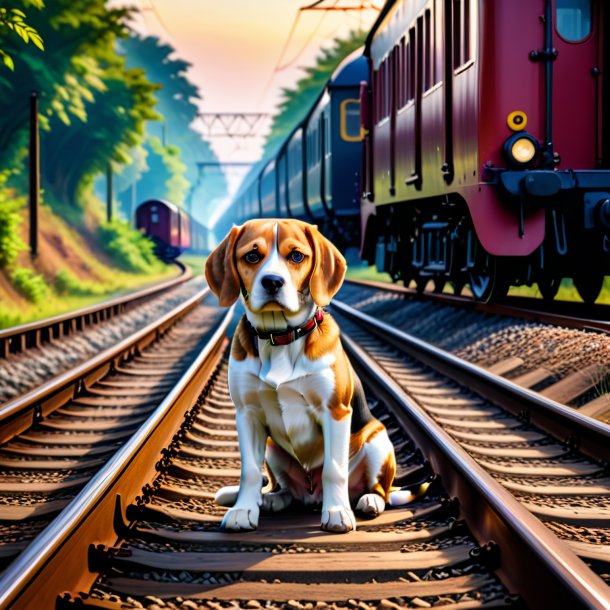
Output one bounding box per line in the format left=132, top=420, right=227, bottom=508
left=246, top=308, right=325, bottom=346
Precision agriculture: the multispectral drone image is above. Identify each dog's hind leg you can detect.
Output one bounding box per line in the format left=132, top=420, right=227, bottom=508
left=354, top=425, right=396, bottom=518
left=356, top=493, right=385, bottom=517
left=215, top=485, right=239, bottom=507
left=262, top=489, right=293, bottom=512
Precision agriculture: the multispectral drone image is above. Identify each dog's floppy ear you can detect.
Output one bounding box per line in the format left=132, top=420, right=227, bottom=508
left=205, top=225, right=243, bottom=306
left=305, top=225, right=346, bottom=306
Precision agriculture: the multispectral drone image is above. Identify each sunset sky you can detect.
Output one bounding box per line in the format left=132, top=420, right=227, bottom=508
left=117, top=0, right=382, bottom=166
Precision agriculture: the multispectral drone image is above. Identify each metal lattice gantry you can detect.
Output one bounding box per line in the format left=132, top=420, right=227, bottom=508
left=197, top=113, right=271, bottom=140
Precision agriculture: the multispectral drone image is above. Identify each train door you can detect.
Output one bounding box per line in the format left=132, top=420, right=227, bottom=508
left=553, top=0, right=597, bottom=169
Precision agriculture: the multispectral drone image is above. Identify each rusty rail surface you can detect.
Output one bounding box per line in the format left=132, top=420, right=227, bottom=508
left=0, top=286, right=209, bottom=445
left=332, top=299, right=610, bottom=464
left=0, top=307, right=234, bottom=610
left=341, top=333, right=610, bottom=610
left=0, top=261, right=192, bottom=358
left=343, top=278, right=610, bottom=334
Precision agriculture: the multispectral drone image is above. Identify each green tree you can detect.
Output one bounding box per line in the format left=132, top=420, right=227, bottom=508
left=0, top=1, right=44, bottom=72
left=0, top=0, right=160, bottom=209
left=117, top=35, right=227, bottom=224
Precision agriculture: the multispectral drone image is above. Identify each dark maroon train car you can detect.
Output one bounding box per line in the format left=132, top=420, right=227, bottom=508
left=136, top=199, right=184, bottom=261
left=178, top=209, right=191, bottom=250
left=361, top=0, right=610, bottom=302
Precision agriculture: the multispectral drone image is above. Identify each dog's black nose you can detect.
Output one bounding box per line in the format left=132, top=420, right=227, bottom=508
left=261, top=275, right=285, bottom=294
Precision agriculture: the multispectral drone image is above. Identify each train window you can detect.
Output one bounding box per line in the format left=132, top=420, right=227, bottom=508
left=341, top=99, right=363, bottom=142
left=399, top=37, right=406, bottom=107
left=453, top=0, right=461, bottom=68
left=408, top=27, right=415, bottom=101
left=453, top=0, right=471, bottom=68
left=385, top=58, right=391, bottom=118
left=424, top=9, right=431, bottom=90
left=556, top=0, right=591, bottom=42
left=463, top=0, right=470, bottom=63
left=151, top=213, right=159, bottom=224
left=434, top=0, right=442, bottom=84
left=380, top=59, right=388, bottom=119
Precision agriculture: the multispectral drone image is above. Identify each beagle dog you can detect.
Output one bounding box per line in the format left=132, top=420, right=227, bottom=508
left=205, top=219, right=397, bottom=533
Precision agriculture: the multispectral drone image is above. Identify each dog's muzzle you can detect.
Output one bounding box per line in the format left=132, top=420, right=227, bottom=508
left=261, top=274, right=285, bottom=295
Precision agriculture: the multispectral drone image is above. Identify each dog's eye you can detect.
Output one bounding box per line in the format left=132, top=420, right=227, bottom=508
left=244, top=251, right=261, bottom=264
left=289, top=251, right=305, bottom=263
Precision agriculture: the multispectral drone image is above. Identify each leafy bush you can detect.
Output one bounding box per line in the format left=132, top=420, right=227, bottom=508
left=11, top=267, right=49, bottom=303
left=55, top=268, right=107, bottom=296
left=0, top=194, right=26, bottom=268
left=98, top=219, right=161, bottom=273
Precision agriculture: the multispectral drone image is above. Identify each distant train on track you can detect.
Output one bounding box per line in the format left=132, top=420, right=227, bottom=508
left=231, top=0, right=610, bottom=303
left=135, top=199, right=207, bottom=261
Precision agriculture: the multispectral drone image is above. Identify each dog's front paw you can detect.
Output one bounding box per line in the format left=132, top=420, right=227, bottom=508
left=321, top=507, right=356, bottom=533
left=221, top=506, right=259, bottom=531
left=356, top=493, right=385, bottom=518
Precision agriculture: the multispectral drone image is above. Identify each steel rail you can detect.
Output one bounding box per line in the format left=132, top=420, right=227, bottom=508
left=332, top=298, right=610, bottom=463
left=0, top=286, right=210, bottom=445
left=0, top=261, right=193, bottom=358
left=343, top=277, right=610, bottom=334
left=341, top=332, right=610, bottom=610
left=0, top=306, right=234, bottom=610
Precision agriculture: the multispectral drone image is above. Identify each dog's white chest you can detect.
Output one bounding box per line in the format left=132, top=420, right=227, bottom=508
left=229, top=344, right=336, bottom=469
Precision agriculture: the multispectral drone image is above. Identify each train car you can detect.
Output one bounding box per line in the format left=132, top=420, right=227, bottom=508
left=136, top=199, right=204, bottom=261
left=361, top=0, right=610, bottom=302
left=178, top=209, right=191, bottom=250
left=136, top=199, right=182, bottom=261
left=228, top=50, right=368, bottom=249
left=303, top=51, right=368, bottom=247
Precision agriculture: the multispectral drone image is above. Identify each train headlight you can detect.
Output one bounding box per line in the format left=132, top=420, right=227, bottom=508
left=503, top=133, right=539, bottom=167
left=507, top=110, right=528, bottom=131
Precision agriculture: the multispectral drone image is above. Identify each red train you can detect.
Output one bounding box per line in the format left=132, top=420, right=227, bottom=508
left=136, top=199, right=207, bottom=261
left=360, top=0, right=610, bottom=302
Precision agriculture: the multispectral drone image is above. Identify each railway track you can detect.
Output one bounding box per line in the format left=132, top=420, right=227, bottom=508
left=1, top=305, right=609, bottom=608
left=341, top=279, right=609, bottom=420
left=0, top=283, right=225, bottom=574
left=330, top=300, right=610, bottom=583
left=343, top=279, right=610, bottom=335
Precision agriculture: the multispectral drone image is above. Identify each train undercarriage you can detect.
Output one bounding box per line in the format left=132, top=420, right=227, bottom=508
left=369, top=197, right=610, bottom=304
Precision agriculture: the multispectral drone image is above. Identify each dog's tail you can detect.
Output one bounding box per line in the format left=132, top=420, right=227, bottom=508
left=215, top=485, right=239, bottom=507
left=388, top=478, right=433, bottom=506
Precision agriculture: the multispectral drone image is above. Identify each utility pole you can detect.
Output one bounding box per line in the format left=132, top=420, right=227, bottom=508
left=106, top=163, right=113, bottom=223
left=29, top=91, right=39, bottom=258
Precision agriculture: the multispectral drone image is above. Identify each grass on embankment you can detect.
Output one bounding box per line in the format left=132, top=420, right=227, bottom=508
left=345, top=263, right=610, bottom=304
left=0, top=196, right=178, bottom=329
left=178, top=254, right=207, bottom=278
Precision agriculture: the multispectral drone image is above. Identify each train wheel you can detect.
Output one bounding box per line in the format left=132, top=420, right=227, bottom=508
left=433, top=278, right=446, bottom=293
left=450, top=279, right=465, bottom=296
left=537, top=276, right=561, bottom=301
left=469, top=256, right=509, bottom=303
left=574, top=272, right=604, bottom=304
left=415, top=277, right=429, bottom=294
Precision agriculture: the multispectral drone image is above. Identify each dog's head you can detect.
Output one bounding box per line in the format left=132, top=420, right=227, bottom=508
left=205, top=219, right=346, bottom=317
